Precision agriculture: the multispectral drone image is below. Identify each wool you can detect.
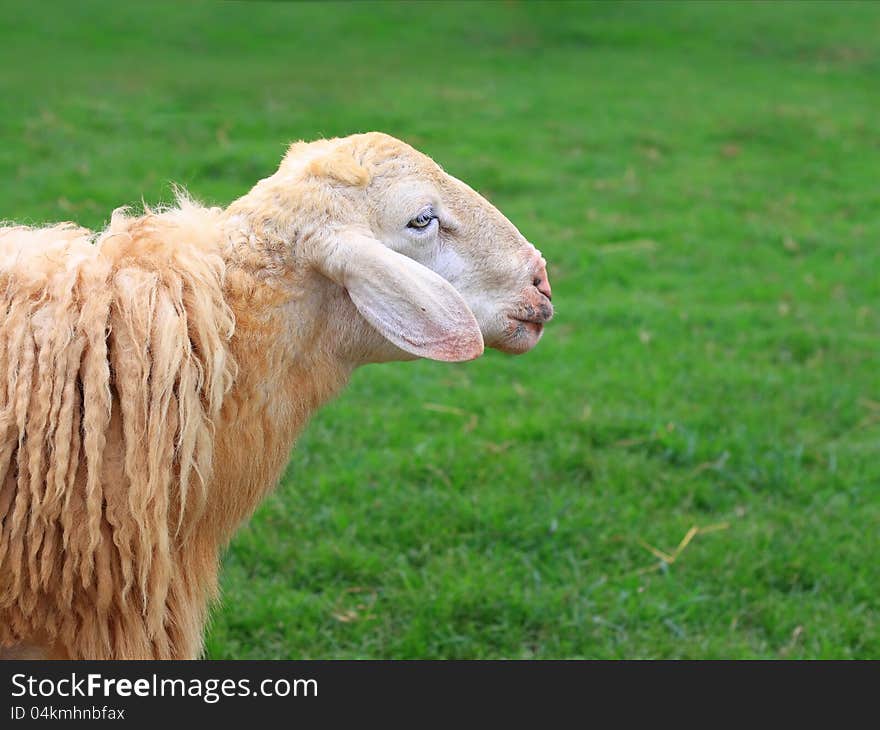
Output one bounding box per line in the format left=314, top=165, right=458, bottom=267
left=0, top=202, right=235, bottom=658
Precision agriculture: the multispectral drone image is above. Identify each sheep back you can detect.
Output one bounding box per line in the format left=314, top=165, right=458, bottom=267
left=0, top=203, right=235, bottom=659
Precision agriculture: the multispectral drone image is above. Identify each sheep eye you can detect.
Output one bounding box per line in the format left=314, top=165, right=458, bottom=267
left=407, top=209, right=438, bottom=230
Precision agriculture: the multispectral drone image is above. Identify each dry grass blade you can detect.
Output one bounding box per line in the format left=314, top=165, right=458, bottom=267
left=629, top=522, right=731, bottom=577
left=423, top=403, right=468, bottom=416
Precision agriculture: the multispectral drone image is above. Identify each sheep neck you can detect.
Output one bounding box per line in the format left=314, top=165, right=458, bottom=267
left=203, top=217, right=353, bottom=544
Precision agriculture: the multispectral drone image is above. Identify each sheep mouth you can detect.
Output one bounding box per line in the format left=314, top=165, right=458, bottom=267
left=511, top=316, right=545, bottom=334
left=513, top=298, right=554, bottom=326
left=510, top=303, right=554, bottom=328
left=493, top=314, right=548, bottom=354
left=511, top=314, right=549, bottom=326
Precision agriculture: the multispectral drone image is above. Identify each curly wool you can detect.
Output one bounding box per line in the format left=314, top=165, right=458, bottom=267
left=0, top=200, right=235, bottom=658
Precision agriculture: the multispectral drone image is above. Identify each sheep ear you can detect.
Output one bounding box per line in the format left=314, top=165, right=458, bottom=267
left=319, top=230, right=484, bottom=362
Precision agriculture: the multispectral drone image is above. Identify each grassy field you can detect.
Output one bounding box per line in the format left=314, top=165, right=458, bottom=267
left=1, top=1, right=877, bottom=658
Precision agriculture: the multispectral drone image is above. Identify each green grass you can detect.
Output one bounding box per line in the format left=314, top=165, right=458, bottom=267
left=1, top=0, right=878, bottom=658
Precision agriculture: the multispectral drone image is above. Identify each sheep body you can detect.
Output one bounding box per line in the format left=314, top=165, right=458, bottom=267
left=0, top=203, right=241, bottom=658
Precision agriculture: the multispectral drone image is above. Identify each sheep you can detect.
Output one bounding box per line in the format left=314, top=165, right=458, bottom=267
left=0, top=132, right=553, bottom=660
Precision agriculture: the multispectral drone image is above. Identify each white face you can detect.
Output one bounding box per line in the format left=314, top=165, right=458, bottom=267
left=366, top=174, right=554, bottom=357
left=274, top=132, right=553, bottom=364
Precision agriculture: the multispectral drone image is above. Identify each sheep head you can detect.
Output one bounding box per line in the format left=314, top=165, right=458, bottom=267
left=229, top=132, right=553, bottom=364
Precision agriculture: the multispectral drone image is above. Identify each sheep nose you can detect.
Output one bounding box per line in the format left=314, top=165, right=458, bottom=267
left=531, top=258, right=552, bottom=301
